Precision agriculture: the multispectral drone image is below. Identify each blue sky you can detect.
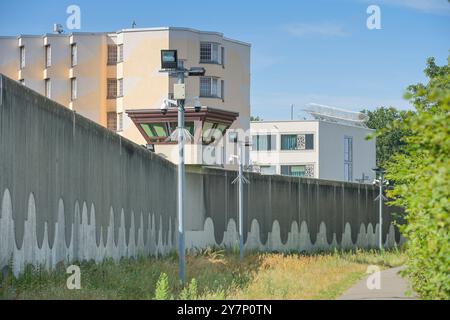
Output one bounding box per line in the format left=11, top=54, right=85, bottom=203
left=0, top=0, right=449, bottom=120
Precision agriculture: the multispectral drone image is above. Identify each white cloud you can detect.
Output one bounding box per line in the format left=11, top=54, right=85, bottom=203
left=359, top=0, right=450, bottom=15
left=283, top=22, right=349, bottom=37
left=252, top=54, right=282, bottom=71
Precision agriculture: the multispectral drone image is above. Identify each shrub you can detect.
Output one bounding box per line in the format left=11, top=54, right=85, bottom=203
left=154, top=272, right=170, bottom=300
left=386, top=56, right=450, bottom=299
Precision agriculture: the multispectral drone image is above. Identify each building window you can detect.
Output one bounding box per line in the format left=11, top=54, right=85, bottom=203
left=45, top=45, right=51, bottom=67
left=107, top=44, right=117, bottom=65
left=19, top=46, right=25, bottom=69
left=107, top=112, right=117, bottom=131
left=252, top=135, right=276, bottom=151
left=117, top=78, right=123, bottom=97
left=281, top=164, right=314, bottom=177
left=45, top=78, right=51, bottom=98
left=281, top=165, right=306, bottom=177
left=117, top=112, right=124, bottom=131
left=221, top=80, right=225, bottom=101
left=281, top=134, right=314, bottom=150
left=70, top=78, right=77, bottom=100
left=140, top=122, right=195, bottom=143
left=260, top=166, right=276, bottom=175
left=200, top=42, right=220, bottom=63
left=118, top=44, right=124, bottom=62
left=200, top=77, right=221, bottom=98
left=71, top=43, right=77, bottom=66
left=201, top=122, right=228, bottom=145
left=107, top=78, right=117, bottom=99
left=344, top=136, right=353, bottom=182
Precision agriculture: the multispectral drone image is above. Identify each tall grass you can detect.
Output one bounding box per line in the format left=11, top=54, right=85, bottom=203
left=0, top=248, right=406, bottom=300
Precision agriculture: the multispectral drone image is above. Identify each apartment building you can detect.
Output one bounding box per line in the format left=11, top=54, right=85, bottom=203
left=250, top=105, right=376, bottom=183
left=0, top=27, right=251, bottom=165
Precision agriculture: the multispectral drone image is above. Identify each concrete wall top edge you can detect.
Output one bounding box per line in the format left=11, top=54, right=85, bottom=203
left=0, top=74, right=175, bottom=169
left=190, top=164, right=376, bottom=190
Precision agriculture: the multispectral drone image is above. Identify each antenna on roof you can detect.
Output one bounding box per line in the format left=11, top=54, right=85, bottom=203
left=53, top=23, right=64, bottom=34
left=132, top=20, right=137, bottom=28
left=301, top=103, right=369, bottom=127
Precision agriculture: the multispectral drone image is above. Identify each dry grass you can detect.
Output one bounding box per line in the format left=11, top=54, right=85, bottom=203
left=0, top=248, right=406, bottom=300
left=228, top=254, right=367, bottom=299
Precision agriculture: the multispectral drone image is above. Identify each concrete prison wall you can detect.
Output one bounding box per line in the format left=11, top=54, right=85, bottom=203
left=0, top=75, right=402, bottom=275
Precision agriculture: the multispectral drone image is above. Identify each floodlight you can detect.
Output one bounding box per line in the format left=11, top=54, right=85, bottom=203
left=372, top=167, right=385, bottom=174
left=188, top=67, right=206, bottom=76
left=161, top=50, right=178, bottom=70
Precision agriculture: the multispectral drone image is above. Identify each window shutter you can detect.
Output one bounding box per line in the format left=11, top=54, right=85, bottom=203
left=305, top=134, right=314, bottom=150
left=107, top=112, right=117, bottom=131
left=221, top=47, right=225, bottom=67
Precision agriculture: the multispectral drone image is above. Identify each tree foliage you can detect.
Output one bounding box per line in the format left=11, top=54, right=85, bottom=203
left=386, top=56, right=450, bottom=299
left=250, top=115, right=263, bottom=121
left=362, top=107, right=411, bottom=166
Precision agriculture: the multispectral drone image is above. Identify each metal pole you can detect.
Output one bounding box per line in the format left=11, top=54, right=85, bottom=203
left=379, top=171, right=383, bottom=250
left=291, top=104, right=294, bottom=120
left=238, top=143, right=244, bottom=260
left=177, top=71, right=185, bottom=283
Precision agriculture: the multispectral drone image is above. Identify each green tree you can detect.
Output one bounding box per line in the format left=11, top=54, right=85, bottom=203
left=250, top=115, right=263, bottom=121
left=362, top=107, right=411, bottom=166
left=386, top=56, right=450, bottom=299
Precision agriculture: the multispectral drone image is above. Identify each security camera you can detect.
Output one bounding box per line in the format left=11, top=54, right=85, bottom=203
left=194, top=97, right=201, bottom=112
left=160, top=99, right=169, bottom=115
left=159, top=98, right=178, bottom=115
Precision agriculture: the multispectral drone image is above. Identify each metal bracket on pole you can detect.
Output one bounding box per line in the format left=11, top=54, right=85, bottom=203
left=374, top=194, right=388, bottom=201
left=231, top=174, right=250, bottom=185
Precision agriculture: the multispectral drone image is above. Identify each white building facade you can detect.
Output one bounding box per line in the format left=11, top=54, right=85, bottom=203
left=250, top=118, right=376, bottom=183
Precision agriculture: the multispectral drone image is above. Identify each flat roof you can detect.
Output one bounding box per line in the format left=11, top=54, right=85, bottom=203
left=2, top=27, right=250, bottom=47
left=118, top=26, right=251, bottom=47
left=251, top=119, right=374, bottom=130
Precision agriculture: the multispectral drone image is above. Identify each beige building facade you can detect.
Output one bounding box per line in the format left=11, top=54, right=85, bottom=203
left=0, top=27, right=251, bottom=165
